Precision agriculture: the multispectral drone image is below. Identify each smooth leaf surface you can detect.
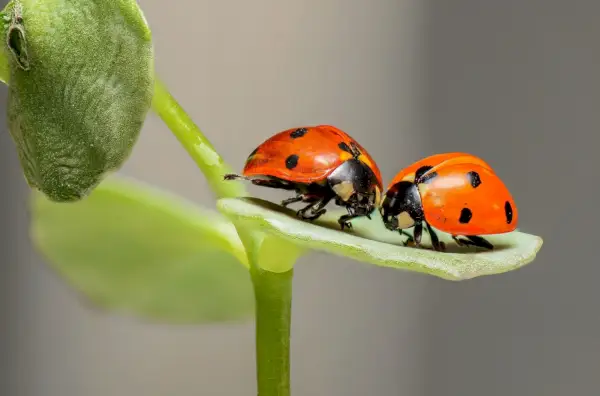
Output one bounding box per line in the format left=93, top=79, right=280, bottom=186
left=32, top=176, right=254, bottom=324
left=217, top=197, right=543, bottom=281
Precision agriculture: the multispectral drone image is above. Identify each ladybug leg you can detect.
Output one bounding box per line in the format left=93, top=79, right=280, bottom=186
left=337, top=205, right=371, bottom=230
left=224, top=174, right=297, bottom=191
left=467, top=236, right=494, bottom=250
left=338, top=206, right=364, bottom=230
left=224, top=173, right=245, bottom=180
left=296, top=195, right=332, bottom=221
left=250, top=179, right=296, bottom=190
left=296, top=201, right=319, bottom=219
left=452, top=236, right=466, bottom=247
left=413, top=223, right=423, bottom=246
left=337, top=200, right=379, bottom=229
left=399, top=231, right=415, bottom=246
left=425, top=222, right=444, bottom=251
left=337, top=213, right=355, bottom=230
left=281, top=194, right=304, bottom=207
left=452, top=235, right=494, bottom=250
left=302, top=200, right=331, bottom=221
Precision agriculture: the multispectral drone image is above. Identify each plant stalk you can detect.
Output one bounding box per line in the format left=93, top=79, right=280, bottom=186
left=251, top=267, right=293, bottom=396
left=151, top=78, right=246, bottom=199
left=0, top=47, right=8, bottom=84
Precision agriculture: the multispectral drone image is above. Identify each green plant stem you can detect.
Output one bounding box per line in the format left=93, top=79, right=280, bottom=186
left=251, top=267, right=293, bottom=396
left=0, top=47, right=8, bottom=84
left=151, top=78, right=246, bottom=199
left=0, top=23, right=293, bottom=393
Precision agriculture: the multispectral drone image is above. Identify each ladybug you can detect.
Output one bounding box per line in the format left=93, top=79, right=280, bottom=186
left=379, top=152, right=518, bottom=251
left=224, top=125, right=383, bottom=229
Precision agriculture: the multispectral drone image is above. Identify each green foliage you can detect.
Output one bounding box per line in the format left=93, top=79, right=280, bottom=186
left=3, top=0, right=154, bottom=202
left=31, top=177, right=254, bottom=323
left=0, top=1, right=545, bottom=394
left=218, top=197, right=543, bottom=281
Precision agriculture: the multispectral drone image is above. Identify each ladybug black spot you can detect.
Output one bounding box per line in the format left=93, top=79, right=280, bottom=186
left=505, top=201, right=513, bottom=224
left=290, top=128, right=308, bottom=139
left=467, top=171, right=482, bottom=188
left=459, top=207, right=472, bottom=224
left=285, top=154, right=299, bottom=170
left=338, top=142, right=352, bottom=153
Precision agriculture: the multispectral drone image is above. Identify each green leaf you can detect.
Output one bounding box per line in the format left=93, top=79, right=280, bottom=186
left=4, top=0, right=154, bottom=202
left=217, top=197, right=544, bottom=281
left=31, top=176, right=254, bottom=324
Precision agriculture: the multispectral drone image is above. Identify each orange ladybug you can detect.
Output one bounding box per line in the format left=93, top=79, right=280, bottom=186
left=225, top=125, right=383, bottom=229
left=379, top=152, right=518, bottom=250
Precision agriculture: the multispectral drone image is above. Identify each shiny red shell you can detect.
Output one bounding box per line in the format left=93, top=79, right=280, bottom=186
left=386, top=152, right=493, bottom=189
left=242, top=125, right=383, bottom=186
left=392, top=152, right=518, bottom=235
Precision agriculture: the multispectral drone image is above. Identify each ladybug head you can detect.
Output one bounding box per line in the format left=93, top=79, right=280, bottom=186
left=380, top=181, right=424, bottom=231
left=327, top=158, right=382, bottom=214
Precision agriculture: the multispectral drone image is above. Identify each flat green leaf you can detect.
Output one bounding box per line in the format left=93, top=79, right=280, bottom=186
left=31, top=176, right=254, bottom=324
left=217, top=197, right=543, bottom=281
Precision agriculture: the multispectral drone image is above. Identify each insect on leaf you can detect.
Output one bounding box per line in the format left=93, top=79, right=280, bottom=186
left=217, top=197, right=543, bottom=281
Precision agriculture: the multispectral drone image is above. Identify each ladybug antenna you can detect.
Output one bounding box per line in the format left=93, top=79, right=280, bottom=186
left=349, top=142, right=362, bottom=158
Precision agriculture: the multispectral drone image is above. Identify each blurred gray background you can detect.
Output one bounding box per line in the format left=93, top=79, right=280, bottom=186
left=0, top=0, right=597, bottom=395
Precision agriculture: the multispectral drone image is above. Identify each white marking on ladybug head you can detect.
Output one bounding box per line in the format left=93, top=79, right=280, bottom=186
left=332, top=181, right=355, bottom=202
left=396, top=211, right=415, bottom=229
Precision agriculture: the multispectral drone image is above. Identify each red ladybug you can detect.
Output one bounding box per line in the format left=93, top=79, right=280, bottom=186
left=225, top=125, right=383, bottom=229
left=379, top=152, right=518, bottom=250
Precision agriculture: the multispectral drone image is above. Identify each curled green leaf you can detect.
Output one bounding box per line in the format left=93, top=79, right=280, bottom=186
left=32, top=176, right=254, bottom=324
left=217, top=197, right=543, bottom=281
left=6, top=3, right=29, bottom=70
left=4, top=0, right=154, bottom=202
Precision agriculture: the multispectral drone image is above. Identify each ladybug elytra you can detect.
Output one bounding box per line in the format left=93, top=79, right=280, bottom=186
left=379, top=152, right=518, bottom=251
left=225, top=125, right=383, bottom=229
